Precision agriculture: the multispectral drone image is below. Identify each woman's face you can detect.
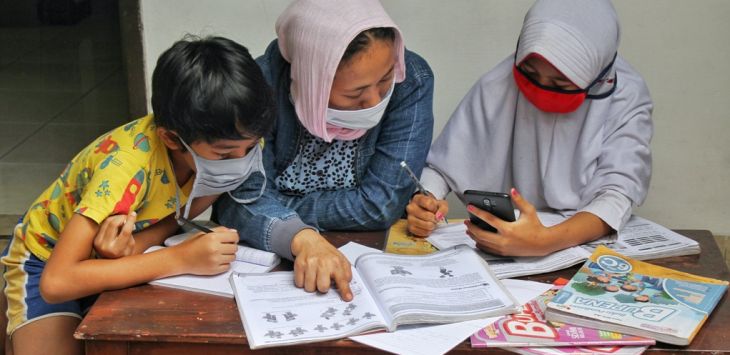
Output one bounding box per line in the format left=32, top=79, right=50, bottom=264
left=519, top=56, right=580, bottom=91
left=328, top=39, right=396, bottom=110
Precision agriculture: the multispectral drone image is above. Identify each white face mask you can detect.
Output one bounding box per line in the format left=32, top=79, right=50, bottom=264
left=325, top=78, right=395, bottom=130
left=174, top=137, right=265, bottom=221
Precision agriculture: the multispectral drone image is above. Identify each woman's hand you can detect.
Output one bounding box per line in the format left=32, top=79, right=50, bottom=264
left=291, top=229, right=353, bottom=301
left=465, top=188, right=554, bottom=256
left=172, top=227, right=239, bottom=275
left=93, top=211, right=137, bottom=259
left=406, top=194, right=449, bottom=237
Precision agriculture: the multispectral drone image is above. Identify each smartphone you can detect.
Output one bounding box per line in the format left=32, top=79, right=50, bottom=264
left=463, top=190, right=516, bottom=233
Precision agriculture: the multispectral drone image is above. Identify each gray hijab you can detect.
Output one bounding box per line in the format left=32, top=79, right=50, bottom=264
left=426, top=0, right=653, bottom=215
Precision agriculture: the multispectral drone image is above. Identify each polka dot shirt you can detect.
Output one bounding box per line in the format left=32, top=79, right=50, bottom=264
left=276, top=130, right=361, bottom=195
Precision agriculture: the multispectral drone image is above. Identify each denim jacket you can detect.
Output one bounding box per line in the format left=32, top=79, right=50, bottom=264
left=214, top=40, right=434, bottom=260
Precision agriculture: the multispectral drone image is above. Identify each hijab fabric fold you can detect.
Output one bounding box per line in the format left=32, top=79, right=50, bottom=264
left=276, top=0, right=406, bottom=142
left=515, top=0, right=619, bottom=96
left=425, top=0, right=652, bottom=225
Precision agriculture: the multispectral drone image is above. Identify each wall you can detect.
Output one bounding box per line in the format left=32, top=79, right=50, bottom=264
left=139, top=0, right=730, bottom=235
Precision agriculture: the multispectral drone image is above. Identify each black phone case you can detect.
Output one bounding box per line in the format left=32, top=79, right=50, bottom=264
left=463, top=190, right=516, bottom=233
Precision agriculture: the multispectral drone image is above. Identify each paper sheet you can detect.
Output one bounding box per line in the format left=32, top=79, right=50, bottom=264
left=581, top=216, right=700, bottom=259
left=349, top=279, right=552, bottom=355
left=339, top=241, right=382, bottom=263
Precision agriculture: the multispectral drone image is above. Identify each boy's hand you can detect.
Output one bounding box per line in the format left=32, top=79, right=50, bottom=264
left=406, top=194, right=449, bottom=237
left=291, top=229, right=353, bottom=301
left=93, top=211, right=137, bottom=259
left=174, top=228, right=239, bottom=275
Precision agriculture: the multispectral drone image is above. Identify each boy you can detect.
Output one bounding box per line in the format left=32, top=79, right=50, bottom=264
left=0, top=36, right=275, bottom=354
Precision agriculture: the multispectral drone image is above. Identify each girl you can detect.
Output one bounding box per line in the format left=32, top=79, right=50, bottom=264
left=407, top=0, right=653, bottom=257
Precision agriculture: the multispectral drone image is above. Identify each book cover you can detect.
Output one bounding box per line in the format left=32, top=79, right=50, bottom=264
left=546, top=246, right=728, bottom=345
left=507, top=345, right=648, bottom=355
left=471, top=285, right=654, bottom=348
left=384, top=219, right=438, bottom=255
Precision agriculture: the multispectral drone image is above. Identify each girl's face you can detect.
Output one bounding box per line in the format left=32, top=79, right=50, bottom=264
left=519, top=56, right=580, bottom=91
left=328, top=39, right=396, bottom=111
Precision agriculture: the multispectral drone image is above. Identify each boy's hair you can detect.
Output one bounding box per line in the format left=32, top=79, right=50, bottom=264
left=151, top=36, right=275, bottom=143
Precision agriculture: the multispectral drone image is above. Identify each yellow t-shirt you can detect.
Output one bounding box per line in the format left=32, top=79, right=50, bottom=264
left=20, top=115, right=192, bottom=261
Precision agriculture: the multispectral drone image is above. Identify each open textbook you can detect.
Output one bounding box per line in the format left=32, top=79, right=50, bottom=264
left=426, top=213, right=699, bottom=278
left=143, top=229, right=280, bottom=297
left=230, top=245, right=519, bottom=349
left=426, top=213, right=590, bottom=279
left=545, top=246, right=728, bottom=346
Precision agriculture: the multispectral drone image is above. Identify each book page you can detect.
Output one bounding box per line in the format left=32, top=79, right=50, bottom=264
left=164, top=230, right=280, bottom=266
left=145, top=246, right=275, bottom=297
left=355, top=245, right=517, bottom=326
left=581, top=216, right=699, bottom=260
left=427, top=223, right=589, bottom=279
left=230, top=269, right=388, bottom=349
left=338, top=241, right=382, bottom=263
left=349, top=279, right=552, bottom=355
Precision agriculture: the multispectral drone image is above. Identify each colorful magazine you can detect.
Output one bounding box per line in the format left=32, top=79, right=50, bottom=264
left=471, top=285, right=654, bottom=348
left=545, top=246, right=728, bottom=345
left=507, top=345, right=648, bottom=355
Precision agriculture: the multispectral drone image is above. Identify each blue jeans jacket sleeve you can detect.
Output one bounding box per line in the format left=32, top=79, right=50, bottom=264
left=214, top=40, right=434, bottom=257
left=214, top=172, right=311, bottom=261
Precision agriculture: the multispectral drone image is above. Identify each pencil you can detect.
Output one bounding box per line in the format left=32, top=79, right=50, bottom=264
left=177, top=216, right=214, bottom=233
left=399, top=161, right=449, bottom=224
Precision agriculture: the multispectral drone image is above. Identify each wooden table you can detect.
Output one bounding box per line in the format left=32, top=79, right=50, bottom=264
left=75, top=230, right=730, bottom=354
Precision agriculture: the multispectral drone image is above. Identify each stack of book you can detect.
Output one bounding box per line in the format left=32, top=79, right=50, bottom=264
left=469, top=246, right=728, bottom=354
left=471, top=283, right=655, bottom=354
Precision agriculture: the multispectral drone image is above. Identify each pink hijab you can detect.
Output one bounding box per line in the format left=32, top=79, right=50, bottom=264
left=276, top=0, right=406, bottom=142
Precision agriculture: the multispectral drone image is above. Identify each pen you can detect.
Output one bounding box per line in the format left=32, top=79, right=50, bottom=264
left=177, top=216, right=214, bottom=233
left=399, top=161, right=449, bottom=224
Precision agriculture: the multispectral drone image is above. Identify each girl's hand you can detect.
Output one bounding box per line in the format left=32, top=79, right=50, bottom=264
left=406, top=194, right=449, bottom=237
left=465, top=188, right=553, bottom=256
left=291, top=229, right=353, bottom=301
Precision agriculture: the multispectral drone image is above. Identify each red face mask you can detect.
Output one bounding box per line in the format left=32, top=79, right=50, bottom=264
left=512, top=65, right=586, bottom=114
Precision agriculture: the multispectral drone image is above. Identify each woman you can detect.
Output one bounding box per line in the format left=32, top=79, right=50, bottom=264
left=406, top=0, right=653, bottom=257
left=215, top=0, right=434, bottom=299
